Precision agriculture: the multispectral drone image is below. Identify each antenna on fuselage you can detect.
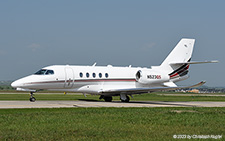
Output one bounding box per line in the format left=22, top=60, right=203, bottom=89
left=92, top=62, right=97, bottom=66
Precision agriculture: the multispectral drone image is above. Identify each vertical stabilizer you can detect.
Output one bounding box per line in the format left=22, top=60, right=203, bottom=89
left=160, top=38, right=195, bottom=74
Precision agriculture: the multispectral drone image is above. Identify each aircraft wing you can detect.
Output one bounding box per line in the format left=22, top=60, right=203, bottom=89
left=100, top=81, right=205, bottom=95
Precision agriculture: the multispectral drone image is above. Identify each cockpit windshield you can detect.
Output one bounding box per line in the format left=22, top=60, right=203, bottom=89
left=34, top=69, right=54, bottom=75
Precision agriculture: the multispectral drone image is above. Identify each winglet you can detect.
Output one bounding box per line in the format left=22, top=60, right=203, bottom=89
left=187, top=81, right=206, bottom=88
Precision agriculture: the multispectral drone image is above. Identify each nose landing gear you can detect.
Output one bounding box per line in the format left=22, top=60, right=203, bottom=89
left=29, top=92, right=36, bottom=102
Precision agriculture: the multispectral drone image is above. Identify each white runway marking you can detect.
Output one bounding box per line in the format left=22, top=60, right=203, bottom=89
left=0, top=101, right=225, bottom=109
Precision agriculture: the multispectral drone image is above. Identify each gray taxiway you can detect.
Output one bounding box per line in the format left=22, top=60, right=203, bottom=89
left=0, top=100, right=225, bottom=109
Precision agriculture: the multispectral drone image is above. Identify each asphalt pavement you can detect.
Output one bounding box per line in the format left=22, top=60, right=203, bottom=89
left=0, top=100, right=225, bottom=109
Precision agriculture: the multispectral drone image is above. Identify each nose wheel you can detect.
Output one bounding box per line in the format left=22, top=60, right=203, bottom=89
left=30, top=92, right=36, bottom=102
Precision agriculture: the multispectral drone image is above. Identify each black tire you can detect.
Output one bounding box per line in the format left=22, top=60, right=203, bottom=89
left=30, top=97, right=36, bottom=102
left=121, top=96, right=130, bottom=102
left=104, top=96, right=112, bottom=102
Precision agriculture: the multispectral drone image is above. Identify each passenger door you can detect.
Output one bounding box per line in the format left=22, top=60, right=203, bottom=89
left=64, top=67, right=74, bottom=88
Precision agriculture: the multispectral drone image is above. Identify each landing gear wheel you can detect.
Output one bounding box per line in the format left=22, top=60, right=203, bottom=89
left=30, top=97, right=36, bottom=102
left=121, top=96, right=130, bottom=102
left=99, top=95, right=104, bottom=100
left=103, top=96, right=113, bottom=102
left=30, top=92, right=36, bottom=102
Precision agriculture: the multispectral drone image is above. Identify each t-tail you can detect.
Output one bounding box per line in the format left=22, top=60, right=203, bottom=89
left=158, top=38, right=217, bottom=82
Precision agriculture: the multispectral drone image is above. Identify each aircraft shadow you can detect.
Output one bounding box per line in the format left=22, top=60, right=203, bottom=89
left=78, top=99, right=100, bottom=102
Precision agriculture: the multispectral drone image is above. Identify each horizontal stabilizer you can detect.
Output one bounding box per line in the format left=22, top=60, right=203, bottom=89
left=170, top=60, right=218, bottom=65
left=100, top=81, right=206, bottom=95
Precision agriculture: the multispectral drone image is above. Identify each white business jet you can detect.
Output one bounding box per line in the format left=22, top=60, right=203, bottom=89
left=11, top=38, right=217, bottom=102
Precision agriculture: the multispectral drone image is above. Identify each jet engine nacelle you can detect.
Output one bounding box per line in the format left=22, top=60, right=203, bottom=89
left=136, top=70, right=169, bottom=84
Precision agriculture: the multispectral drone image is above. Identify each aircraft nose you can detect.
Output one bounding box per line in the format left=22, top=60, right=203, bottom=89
left=11, top=80, right=22, bottom=88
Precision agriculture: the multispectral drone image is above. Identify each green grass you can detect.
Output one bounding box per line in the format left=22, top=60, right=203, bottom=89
left=0, top=86, right=14, bottom=91
left=132, top=93, right=225, bottom=102
left=1, top=92, right=225, bottom=101
left=0, top=107, right=224, bottom=140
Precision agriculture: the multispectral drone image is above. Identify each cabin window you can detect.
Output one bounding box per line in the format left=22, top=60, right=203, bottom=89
left=79, top=72, right=83, bottom=78
left=92, top=73, right=96, bottom=78
left=86, top=73, right=89, bottom=78
left=105, top=73, right=109, bottom=78
left=99, top=73, right=102, bottom=78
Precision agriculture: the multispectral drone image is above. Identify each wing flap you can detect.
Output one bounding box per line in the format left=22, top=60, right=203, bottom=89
left=100, top=81, right=205, bottom=95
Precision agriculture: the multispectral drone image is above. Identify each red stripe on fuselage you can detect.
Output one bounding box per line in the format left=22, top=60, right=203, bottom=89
left=75, top=79, right=136, bottom=82
left=25, top=79, right=136, bottom=85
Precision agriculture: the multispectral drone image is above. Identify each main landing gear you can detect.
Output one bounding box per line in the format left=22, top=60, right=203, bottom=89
left=29, top=92, right=36, bottom=102
left=99, top=94, right=130, bottom=102
left=120, top=94, right=130, bottom=102
left=99, top=95, right=112, bottom=102
left=120, top=95, right=130, bottom=102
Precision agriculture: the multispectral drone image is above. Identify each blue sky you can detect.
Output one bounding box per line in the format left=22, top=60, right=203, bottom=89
left=0, top=1, right=224, bottom=87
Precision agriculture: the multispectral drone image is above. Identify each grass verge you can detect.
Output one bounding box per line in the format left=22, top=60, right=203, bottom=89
left=0, top=107, right=224, bottom=140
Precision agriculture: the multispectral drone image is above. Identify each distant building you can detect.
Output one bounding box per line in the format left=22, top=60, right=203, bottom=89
left=188, top=89, right=199, bottom=93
